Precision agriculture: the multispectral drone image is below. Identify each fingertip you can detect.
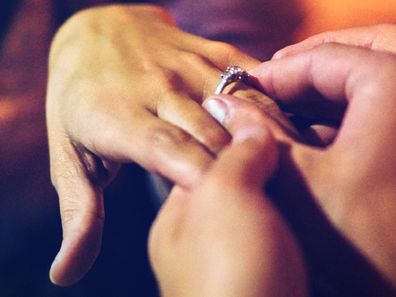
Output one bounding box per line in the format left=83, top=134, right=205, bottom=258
left=49, top=241, right=87, bottom=287
left=202, top=97, right=228, bottom=124
left=204, top=95, right=272, bottom=139
left=49, top=253, right=62, bottom=286
left=49, top=216, right=103, bottom=287
left=204, top=94, right=275, bottom=145
left=49, top=240, right=81, bottom=287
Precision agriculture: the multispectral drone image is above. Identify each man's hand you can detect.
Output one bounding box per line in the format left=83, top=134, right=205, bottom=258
left=269, top=24, right=396, bottom=147
left=273, top=24, right=396, bottom=147
left=274, top=24, right=396, bottom=59
left=208, top=43, right=396, bottom=287
left=149, top=106, right=306, bottom=297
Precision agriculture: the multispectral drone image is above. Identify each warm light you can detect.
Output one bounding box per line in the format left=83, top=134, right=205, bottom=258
left=296, top=0, right=396, bottom=40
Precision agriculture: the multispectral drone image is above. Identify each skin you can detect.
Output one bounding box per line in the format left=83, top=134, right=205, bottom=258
left=271, top=25, right=396, bottom=149
left=46, top=4, right=294, bottom=286
left=274, top=24, right=396, bottom=58
left=149, top=33, right=396, bottom=295
left=47, top=5, right=396, bottom=291
left=149, top=111, right=307, bottom=297
left=208, top=43, right=396, bottom=288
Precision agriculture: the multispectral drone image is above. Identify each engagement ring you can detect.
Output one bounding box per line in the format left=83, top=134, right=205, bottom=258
left=215, top=66, right=250, bottom=95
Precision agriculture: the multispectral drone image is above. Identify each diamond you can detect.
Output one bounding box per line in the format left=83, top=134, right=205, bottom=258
left=215, top=65, right=250, bottom=94
left=220, top=66, right=249, bottom=83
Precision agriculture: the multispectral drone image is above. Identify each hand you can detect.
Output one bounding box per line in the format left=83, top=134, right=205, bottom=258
left=46, top=4, right=294, bottom=286
left=274, top=24, right=396, bottom=59
left=208, top=44, right=396, bottom=287
left=149, top=108, right=306, bottom=297
left=273, top=24, right=396, bottom=147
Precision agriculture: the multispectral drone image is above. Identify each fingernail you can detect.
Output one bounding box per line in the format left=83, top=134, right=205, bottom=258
left=203, top=97, right=228, bottom=124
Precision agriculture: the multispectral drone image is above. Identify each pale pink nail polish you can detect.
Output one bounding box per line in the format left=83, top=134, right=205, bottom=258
left=203, top=98, right=228, bottom=124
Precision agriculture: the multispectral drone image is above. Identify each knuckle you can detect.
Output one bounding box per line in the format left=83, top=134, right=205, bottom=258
left=61, top=207, right=82, bottom=226
left=180, top=51, right=210, bottom=69
left=61, top=207, right=105, bottom=227
left=208, top=41, right=241, bottom=62
left=149, top=126, right=193, bottom=148
left=137, top=5, right=175, bottom=24
left=211, top=41, right=239, bottom=55
left=50, top=8, right=92, bottom=61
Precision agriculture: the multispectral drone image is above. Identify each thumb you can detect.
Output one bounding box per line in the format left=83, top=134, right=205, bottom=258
left=203, top=95, right=278, bottom=190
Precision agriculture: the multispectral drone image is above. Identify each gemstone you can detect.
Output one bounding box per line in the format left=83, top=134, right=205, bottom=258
left=220, top=66, right=249, bottom=83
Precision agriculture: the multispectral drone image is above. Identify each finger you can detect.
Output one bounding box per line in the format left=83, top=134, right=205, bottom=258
left=156, top=91, right=231, bottom=154
left=174, top=32, right=260, bottom=76
left=273, top=24, right=396, bottom=59
left=227, top=84, right=301, bottom=140
left=48, top=137, right=104, bottom=287
left=250, top=43, right=396, bottom=138
left=202, top=94, right=335, bottom=192
left=201, top=71, right=299, bottom=139
left=301, top=124, right=338, bottom=147
left=203, top=96, right=279, bottom=190
left=199, top=40, right=261, bottom=71
left=168, top=47, right=297, bottom=141
left=78, top=109, right=214, bottom=188
left=252, top=43, right=396, bottom=174
left=254, top=43, right=390, bottom=102
left=203, top=94, right=295, bottom=144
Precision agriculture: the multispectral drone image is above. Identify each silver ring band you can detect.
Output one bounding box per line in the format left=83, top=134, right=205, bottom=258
left=214, top=66, right=250, bottom=95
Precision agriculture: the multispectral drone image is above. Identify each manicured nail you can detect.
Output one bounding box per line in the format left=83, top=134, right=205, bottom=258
left=203, top=97, right=228, bottom=124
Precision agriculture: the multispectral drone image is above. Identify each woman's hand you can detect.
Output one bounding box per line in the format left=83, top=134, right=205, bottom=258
left=149, top=107, right=306, bottom=297
left=46, top=4, right=294, bottom=286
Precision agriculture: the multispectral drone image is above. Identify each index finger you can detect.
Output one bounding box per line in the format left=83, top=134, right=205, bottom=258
left=273, top=24, right=396, bottom=59
left=250, top=43, right=396, bottom=146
